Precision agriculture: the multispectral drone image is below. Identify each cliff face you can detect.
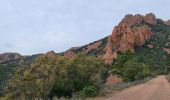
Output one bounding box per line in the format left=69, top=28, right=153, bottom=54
left=102, top=13, right=156, bottom=64
left=112, top=24, right=153, bottom=51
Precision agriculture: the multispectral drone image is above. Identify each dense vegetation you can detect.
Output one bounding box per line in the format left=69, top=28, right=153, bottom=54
left=0, top=55, right=40, bottom=97
left=110, top=23, right=170, bottom=82
left=135, top=23, right=170, bottom=74
left=111, top=52, right=150, bottom=82
left=0, top=64, right=18, bottom=96
left=4, top=54, right=107, bottom=99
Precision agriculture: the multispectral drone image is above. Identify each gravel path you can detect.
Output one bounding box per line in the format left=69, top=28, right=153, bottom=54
left=88, top=75, right=170, bottom=100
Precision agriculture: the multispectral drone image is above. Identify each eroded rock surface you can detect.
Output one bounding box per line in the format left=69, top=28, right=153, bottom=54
left=63, top=13, right=162, bottom=64
left=0, top=53, right=22, bottom=64
left=101, top=13, right=157, bottom=64
left=121, top=13, right=157, bottom=26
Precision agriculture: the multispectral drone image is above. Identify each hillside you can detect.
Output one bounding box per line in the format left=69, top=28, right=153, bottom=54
left=0, top=13, right=170, bottom=98
left=66, top=13, right=170, bottom=67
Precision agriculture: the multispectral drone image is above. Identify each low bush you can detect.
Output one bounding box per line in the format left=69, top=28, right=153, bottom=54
left=82, top=85, right=98, bottom=97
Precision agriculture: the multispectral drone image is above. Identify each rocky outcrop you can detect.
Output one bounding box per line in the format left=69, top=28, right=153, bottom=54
left=121, top=13, right=157, bottom=26
left=0, top=53, right=22, bottom=64
left=134, top=25, right=154, bottom=45
left=59, top=13, right=161, bottom=64
left=64, top=49, right=74, bottom=58
left=144, top=13, right=157, bottom=25
left=121, top=14, right=143, bottom=26
left=111, top=23, right=135, bottom=52
left=45, top=51, right=57, bottom=57
left=102, top=13, right=155, bottom=64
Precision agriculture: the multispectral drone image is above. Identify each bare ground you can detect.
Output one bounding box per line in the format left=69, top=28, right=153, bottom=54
left=88, top=75, right=170, bottom=100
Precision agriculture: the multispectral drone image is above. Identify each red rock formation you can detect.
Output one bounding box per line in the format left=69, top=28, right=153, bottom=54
left=144, top=13, right=157, bottom=25
left=64, top=13, right=157, bottom=64
left=102, top=14, right=155, bottom=64
left=45, top=51, right=56, bottom=57
left=64, top=49, right=74, bottom=58
left=111, top=23, right=135, bottom=52
left=134, top=25, right=154, bottom=46
left=121, top=13, right=157, bottom=26
left=121, top=14, right=143, bottom=26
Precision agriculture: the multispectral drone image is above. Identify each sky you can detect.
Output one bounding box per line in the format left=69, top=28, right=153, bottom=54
left=0, top=0, right=170, bottom=55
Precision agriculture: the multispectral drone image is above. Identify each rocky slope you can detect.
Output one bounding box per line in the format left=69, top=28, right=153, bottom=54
left=0, top=13, right=157, bottom=65
left=0, top=53, right=22, bottom=64
left=70, top=13, right=169, bottom=64
left=0, top=51, right=57, bottom=65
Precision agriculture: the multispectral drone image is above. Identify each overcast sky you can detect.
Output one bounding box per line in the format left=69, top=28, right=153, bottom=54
left=0, top=0, right=169, bottom=55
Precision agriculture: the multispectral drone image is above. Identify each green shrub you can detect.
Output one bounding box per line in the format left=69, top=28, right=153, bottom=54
left=123, top=59, right=150, bottom=82
left=111, top=51, right=150, bottom=82
left=5, top=53, right=105, bottom=99
left=111, top=51, right=134, bottom=76
left=82, top=86, right=98, bottom=97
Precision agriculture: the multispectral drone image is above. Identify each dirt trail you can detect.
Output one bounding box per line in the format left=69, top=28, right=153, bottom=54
left=88, top=75, right=170, bottom=100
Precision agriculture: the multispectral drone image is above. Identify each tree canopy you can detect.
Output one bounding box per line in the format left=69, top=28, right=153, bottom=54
left=5, top=53, right=105, bottom=99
